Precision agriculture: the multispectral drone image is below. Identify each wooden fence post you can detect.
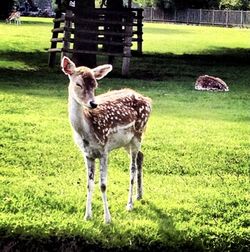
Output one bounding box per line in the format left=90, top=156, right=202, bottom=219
left=240, top=10, right=243, bottom=28
left=212, top=9, right=215, bottom=25
left=62, top=10, right=73, bottom=58
left=199, top=9, right=202, bottom=25
left=137, top=9, right=143, bottom=55
left=186, top=9, right=190, bottom=24
left=48, top=9, right=62, bottom=67
left=226, top=10, right=229, bottom=27
left=122, top=16, right=133, bottom=76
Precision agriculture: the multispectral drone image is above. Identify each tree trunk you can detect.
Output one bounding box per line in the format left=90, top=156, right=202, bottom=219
left=0, top=0, right=14, bottom=19
left=28, top=0, right=36, bottom=10
left=104, top=0, right=124, bottom=64
left=73, top=0, right=97, bottom=67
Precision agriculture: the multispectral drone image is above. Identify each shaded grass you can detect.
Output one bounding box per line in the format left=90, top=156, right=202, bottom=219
left=0, top=18, right=249, bottom=251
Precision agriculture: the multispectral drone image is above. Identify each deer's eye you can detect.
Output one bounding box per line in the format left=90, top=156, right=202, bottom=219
left=76, top=83, right=83, bottom=89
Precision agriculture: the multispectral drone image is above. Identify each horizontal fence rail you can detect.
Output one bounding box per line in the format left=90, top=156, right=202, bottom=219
left=144, top=8, right=250, bottom=27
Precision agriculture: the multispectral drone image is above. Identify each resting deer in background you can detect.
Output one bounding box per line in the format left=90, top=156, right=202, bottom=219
left=61, top=56, right=152, bottom=223
left=6, top=11, right=21, bottom=25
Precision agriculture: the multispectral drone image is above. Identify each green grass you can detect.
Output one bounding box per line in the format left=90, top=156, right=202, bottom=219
left=0, top=17, right=249, bottom=251
left=143, top=23, right=250, bottom=54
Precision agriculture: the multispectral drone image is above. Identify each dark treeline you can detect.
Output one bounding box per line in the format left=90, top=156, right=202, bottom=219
left=0, top=0, right=38, bottom=19
left=1, top=0, right=250, bottom=20
left=135, top=0, right=250, bottom=10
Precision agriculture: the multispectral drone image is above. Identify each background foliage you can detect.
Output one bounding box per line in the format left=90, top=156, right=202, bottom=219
left=0, top=0, right=15, bottom=19
left=134, top=0, right=250, bottom=9
left=1, top=0, right=250, bottom=19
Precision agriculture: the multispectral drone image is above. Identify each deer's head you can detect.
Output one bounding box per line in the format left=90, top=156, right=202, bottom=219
left=62, top=56, right=112, bottom=109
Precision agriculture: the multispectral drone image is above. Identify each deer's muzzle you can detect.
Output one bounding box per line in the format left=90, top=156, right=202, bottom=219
left=89, top=101, right=98, bottom=109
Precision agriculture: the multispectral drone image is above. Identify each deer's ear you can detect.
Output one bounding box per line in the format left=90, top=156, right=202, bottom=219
left=92, top=64, right=112, bottom=80
left=61, top=56, right=76, bottom=75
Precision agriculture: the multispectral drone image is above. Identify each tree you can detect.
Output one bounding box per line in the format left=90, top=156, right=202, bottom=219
left=104, top=0, right=124, bottom=58
left=154, top=0, right=174, bottom=9
left=73, top=0, right=97, bottom=67
left=0, top=0, right=15, bottom=19
left=219, top=0, right=250, bottom=10
left=161, top=0, right=249, bottom=9
left=173, top=0, right=219, bottom=9
left=73, top=0, right=125, bottom=67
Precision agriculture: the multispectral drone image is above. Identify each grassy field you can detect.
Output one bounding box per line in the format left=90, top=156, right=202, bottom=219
left=0, top=18, right=249, bottom=251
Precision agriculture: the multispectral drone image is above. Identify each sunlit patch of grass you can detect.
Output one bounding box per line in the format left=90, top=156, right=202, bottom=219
left=142, top=23, right=250, bottom=55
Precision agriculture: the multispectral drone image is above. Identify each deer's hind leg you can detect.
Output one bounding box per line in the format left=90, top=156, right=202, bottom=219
left=126, top=137, right=141, bottom=211
left=136, top=151, right=144, bottom=200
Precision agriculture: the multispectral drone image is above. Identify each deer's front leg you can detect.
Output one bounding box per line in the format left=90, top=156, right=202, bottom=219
left=84, top=156, right=95, bottom=220
left=100, top=154, right=111, bottom=223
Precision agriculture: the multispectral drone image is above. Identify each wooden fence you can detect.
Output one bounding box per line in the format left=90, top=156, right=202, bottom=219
left=144, top=8, right=250, bottom=27
left=48, top=8, right=143, bottom=76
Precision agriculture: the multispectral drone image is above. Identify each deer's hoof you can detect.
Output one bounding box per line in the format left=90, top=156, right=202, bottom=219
left=126, top=203, right=133, bottom=211
left=84, top=213, right=92, bottom=221
left=136, top=194, right=143, bottom=200
left=104, top=214, right=112, bottom=224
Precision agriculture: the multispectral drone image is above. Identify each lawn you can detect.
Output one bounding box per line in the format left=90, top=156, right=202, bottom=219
left=0, top=17, right=249, bottom=251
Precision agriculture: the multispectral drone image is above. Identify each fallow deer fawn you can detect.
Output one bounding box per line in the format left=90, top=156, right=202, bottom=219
left=61, top=56, right=152, bottom=223
left=6, top=11, right=21, bottom=25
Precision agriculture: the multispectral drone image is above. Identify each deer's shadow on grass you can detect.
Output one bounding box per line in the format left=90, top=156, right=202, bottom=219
left=130, top=200, right=203, bottom=252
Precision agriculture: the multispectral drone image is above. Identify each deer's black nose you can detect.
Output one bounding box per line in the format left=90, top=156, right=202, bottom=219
left=89, top=101, right=98, bottom=109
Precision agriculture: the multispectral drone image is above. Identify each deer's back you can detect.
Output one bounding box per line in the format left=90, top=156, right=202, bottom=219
left=86, top=89, right=152, bottom=145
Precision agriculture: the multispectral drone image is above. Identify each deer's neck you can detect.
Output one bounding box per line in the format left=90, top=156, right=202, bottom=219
left=68, top=95, right=90, bottom=139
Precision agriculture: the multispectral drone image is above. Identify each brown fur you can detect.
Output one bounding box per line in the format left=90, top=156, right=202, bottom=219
left=84, top=89, right=151, bottom=144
